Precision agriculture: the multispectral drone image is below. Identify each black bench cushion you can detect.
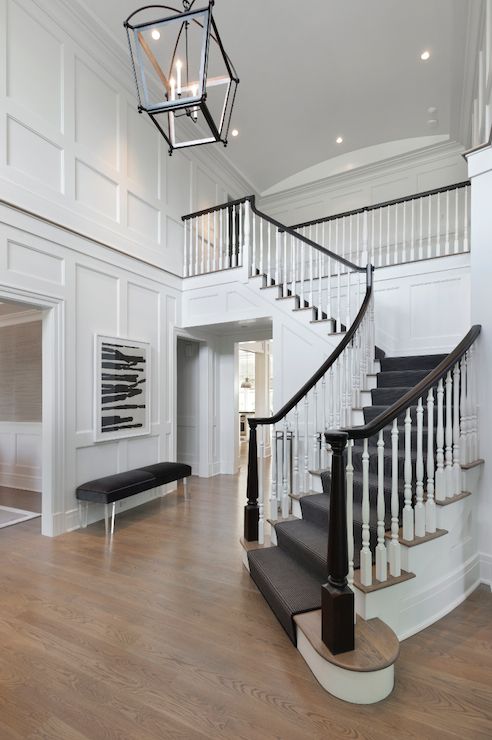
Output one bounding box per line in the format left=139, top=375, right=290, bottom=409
left=76, top=469, right=157, bottom=505
left=139, top=462, right=192, bottom=486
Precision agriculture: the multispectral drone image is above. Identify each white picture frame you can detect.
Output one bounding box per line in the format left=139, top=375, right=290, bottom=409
left=94, top=335, right=151, bottom=442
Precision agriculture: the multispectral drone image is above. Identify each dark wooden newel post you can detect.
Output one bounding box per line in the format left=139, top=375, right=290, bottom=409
left=244, top=421, right=259, bottom=541
left=322, top=430, right=355, bottom=654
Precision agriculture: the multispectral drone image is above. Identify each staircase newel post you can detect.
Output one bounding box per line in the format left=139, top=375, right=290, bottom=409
left=244, top=420, right=259, bottom=541
left=321, top=430, right=354, bottom=655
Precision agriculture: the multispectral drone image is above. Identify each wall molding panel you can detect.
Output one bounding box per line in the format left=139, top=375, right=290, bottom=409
left=0, top=0, right=254, bottom=278
left=0, top=421, right=42, bottom=491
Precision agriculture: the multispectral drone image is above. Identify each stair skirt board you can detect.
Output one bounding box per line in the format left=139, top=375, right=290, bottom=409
left=296, top=632, right=394, bottom=705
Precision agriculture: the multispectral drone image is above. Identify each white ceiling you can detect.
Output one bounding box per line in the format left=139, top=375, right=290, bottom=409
left=79, top=0, right=473, bottom=194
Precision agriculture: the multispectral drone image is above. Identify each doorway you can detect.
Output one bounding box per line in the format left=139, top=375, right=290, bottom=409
left=238, top=340, right=273, bottom=466
left=0, top=299, right=43, bottom=530
left=176, top=338, right=200, bottom=472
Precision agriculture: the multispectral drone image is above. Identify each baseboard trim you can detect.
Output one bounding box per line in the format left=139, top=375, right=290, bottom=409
left=0, top=471, right=41, bottom=492
left=398, top=553, right=481, bottom=641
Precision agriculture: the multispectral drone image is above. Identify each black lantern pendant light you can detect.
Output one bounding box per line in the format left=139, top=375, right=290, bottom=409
left=124, top=1, right=239, bottom=154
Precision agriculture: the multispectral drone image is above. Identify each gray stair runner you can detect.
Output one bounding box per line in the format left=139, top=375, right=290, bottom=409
left=248, top=351, right=446, bottom=644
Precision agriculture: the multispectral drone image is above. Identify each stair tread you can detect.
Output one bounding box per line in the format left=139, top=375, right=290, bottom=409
left=247, top=546, right=322, bottom=643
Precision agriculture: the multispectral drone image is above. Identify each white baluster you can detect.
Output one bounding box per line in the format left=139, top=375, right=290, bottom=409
left=259, top=214, right=263, bottom=277
left=410, top=198, right=415, bottom=262
left=464, top=186, right=469, bottom=252
left=309, top=226, right=314, bottom=308
left=205, top=211, right=210, bottom=273
left=445, top=370, right=453, bottom=499
left=232, top=206, right=238, bottom=268
left=300, top=239, right=305, bottom=308
left=250, top=208, right=256, bottom=275
left=460, top=356, right=469, bottom=466
left=291, top=234, right=296, bottom=298
left=336, top=219, right=341, bottom=330
left=275, top=229, right=280, bottom=291
left=415, top=397, right=425, bottom=537
left=360, top=438, right=372, bottom=586
left=452, top=362, right=461, bottom=497
left=293, top=407, right=300, bottom=496
left=393, top=202, right=398, bottom=265
left=419, top=197, right=424, bottom=260
left=445, top=190, right=450, bottom=256
left=219, top=208, right=224, bottom=271
left=468, top=345, right=478, bottom=461
left=435, top=192, right=441, bottom=257
left=435, top=379, right=445, bottom=501
left=282, top=419, right=289, bottom=517
left=327, top=222, right=332, bottom=324
left=304, top=395, right=309, bottom=493
left=403, top=408, right=414, bottom=541
left=389, top=420, right=401, bottom=576
left=402, top=201, right=407, bottom=263
left=312, top=384, right=319, bottom=472
left=243, top=201, right=250, bottom=277
left=427, top=194, right=432, bottom=259
left=271, top=423, right=277, bottom=520
left=283, top=231, right=288, bottom=297
left=200, top=214, right=205, bottom=273
left=267, top=222, right=272, bottom=284
left=385, top=205, right=390, bottom=266
left=321, top=375, right=327, bottom=469
left=426, top=389, right=436, bottom=533
left=318, top=243, right=322, bottom=320
left=194, top=217, right=199, bottom=275
left=347, top=440, right=354, bottom=588
left=454, top=187, right=459, bottom=254
left=238, top=204, right=243, bottom=267
left=376, top=430, right=387, bottom=581
left=258, top=426, right=264, bottom=544
left=183, top=217, right=189, bottom=277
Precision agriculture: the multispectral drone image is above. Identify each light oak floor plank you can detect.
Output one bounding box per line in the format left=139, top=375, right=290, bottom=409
left=0, top=456, right=490, bottom=739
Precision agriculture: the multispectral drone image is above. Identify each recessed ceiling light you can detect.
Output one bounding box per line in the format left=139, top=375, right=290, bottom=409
left=427, top=106, right=437, bottom=115
left=420, top=50, right=430, bottom=61
left=231, top=128, right=239, bottom=137
left=336, top=136, right=343, bottom=144
left=151, top=29, right=160, bottom=40
left=427, top=119, right=438, bottom=127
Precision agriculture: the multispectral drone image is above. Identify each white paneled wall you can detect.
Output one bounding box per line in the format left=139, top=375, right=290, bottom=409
left=0, top=0, right=251, bottom=276
left=260, top=143, right=468, bottom=231
left=0, top=199, right=182, bottom=535
left=0, top=422, right=42, bottom=491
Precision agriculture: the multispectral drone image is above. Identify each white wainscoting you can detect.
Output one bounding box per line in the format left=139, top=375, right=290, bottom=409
left=374, top=253, right=471, bottom=356
left=0, top=421, right=42, bottom=491
left=0, top=0, right=252, bottom=277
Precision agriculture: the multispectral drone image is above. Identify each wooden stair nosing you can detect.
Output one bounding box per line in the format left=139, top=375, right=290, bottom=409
left=353, top=566, right=415, bottom=594
left=461, top=458, right=484, bottom=470
left=294, top=610, right=400, bottom=672
left=435, top=490, right=472, bottom=507
left=384, top=527, right=448, bottom=547
left=239, top=535, right=271, bottom=551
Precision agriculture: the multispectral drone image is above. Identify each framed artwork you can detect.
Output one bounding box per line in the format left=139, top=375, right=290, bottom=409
left=94, top=335, right=151, bottom=442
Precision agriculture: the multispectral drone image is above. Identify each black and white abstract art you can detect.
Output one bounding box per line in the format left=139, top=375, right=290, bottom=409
left=94, top=335, right=151, bottom=442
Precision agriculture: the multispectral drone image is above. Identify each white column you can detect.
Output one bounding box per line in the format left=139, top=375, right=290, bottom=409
left=445, top=370, right=453, bottom=499
left=426, top=388, right=436, bottom=533
left=388, top=420, right=401, bottom=576
left=376, top=430, right=387, bottom=581
left=452, top=363, right=462, bottom=497
left=402, top=408, right=414, bottom=541
left=435, top=378, right=446, bottom=502
left=414, top=397, right=425, bottom=537
left=346, top=440, right=354, bottom=588
left=360, top=438, right=372, bottom=586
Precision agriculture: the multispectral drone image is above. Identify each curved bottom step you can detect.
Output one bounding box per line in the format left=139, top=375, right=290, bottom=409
left=294, top=610, right=399, bottom=704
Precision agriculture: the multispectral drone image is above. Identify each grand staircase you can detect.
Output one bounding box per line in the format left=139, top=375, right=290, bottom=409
left=247, top=351, right=447, bottom=644
left=181, top=184, right=482, bottom=704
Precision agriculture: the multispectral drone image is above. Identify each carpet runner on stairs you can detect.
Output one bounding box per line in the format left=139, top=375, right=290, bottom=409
left=247, top=352, right=446, bottom=644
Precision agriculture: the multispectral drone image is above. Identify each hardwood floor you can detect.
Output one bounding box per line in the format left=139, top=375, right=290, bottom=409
left=0, top=485, right=41, bottom=514
left=0, top=463, right=491, bottom=739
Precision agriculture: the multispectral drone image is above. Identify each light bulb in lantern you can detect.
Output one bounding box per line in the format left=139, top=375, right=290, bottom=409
left=170, top=77, right=176, bottom=101
left=151, top=29, right=160, bottom=40
left=175, top=59, right=182, bottom=96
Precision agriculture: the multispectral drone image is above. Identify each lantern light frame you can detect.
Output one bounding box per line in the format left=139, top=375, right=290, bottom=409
left=124, top=2, right=239, bottom=154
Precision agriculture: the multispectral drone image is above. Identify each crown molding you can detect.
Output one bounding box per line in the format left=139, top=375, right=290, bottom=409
left=453, top=0, right=485, bottom=148
left=0, top=309, right=42, bottom=328
left=259, top=140, right=466, bottom=211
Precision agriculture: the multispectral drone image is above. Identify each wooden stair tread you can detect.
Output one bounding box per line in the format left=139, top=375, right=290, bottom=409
left=353, top=566, right=415, bottom=594
left=435, top=490, right=472, bottom=506
left=239, top=535, right=271, bottom=551
left=289, top=490, right=318, bottom=501
left=385, top=527, right=448, bottom=547
left=294, top=610, right=399, bottom=672
left=267, top=516, right=297, bottom=526
left=461, top=459, right=484, bottom=470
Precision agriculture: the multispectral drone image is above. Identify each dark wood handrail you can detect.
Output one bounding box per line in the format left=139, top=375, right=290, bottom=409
left=343, top=324, right=481, bottom=441
left=250, top=265, right=373, bottom=429
left=182, top=195, right=364, bottom=272
left=289, top=180, right=471, bottom=231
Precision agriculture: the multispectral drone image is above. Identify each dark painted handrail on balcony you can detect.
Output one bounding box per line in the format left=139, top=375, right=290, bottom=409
left=288, top=180, right=471, bottom=230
